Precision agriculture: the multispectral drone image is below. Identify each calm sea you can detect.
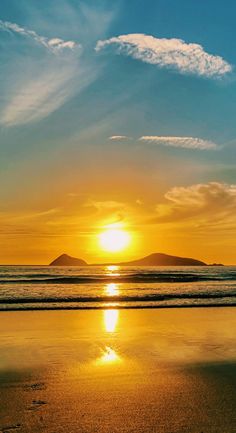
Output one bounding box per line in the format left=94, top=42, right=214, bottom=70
left=0, top=265, right=236, bottom=310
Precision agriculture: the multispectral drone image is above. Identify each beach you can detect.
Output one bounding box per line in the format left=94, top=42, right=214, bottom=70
left=0, top=307, right=235, bottom=433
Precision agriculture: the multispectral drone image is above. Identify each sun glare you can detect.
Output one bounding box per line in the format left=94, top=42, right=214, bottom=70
left=104, top=309, right=119, bottom=332
left=105, top=283, right=119, bottom=296
left=100, top=346, right=120, bottom=364
left=99, top=228, right=131, bottom=252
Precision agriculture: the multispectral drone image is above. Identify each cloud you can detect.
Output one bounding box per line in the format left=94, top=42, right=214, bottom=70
left=139, top=136, right=219, bottom=150
left=84, top=199, right=125, bottom=209
left=109, top=135, right=130, bottom=141
left=0, top=19, right=83, bottom=126
left=0, top=20, right=78, bottom=52
left=0, top=4, right=114, bottom=127
left=1, top=58, right=98, bottom=126
left=96, top=34, right=232, bottom=78
left=165, top=182, right=236, bottom=207
left=1, top=65, right=79, bottom=126
left=82, top=199, right=138, bottom=226
left=155, top=182, right=236, bottom=226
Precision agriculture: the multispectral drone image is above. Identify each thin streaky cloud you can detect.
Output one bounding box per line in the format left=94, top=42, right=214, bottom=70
left=109, top=135, right=131, bottom=141
left=0, top=20, right=79, bottom=52
left=83, top=199, right=125, bottom=210
left=1, top=67, right=77, bottom=126
left=0, top=6, right=115, bottom=127
left=139, top=136, right=219, bottom=150
left=96, top=34, right=232, bottom=78
left=0, top=60, right=97, bottom=127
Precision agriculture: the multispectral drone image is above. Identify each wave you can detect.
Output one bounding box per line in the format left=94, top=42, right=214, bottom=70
left=1, top=292, right=236, bottom=304
left=0, top=302, right=235, bottom=311
left=1, top=272, right=236, bottom=284
left=1, top=266, right=236, bottom=310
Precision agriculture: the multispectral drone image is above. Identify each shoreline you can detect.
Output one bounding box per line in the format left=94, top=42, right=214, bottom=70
left=0, top=302, right=236, bottom=311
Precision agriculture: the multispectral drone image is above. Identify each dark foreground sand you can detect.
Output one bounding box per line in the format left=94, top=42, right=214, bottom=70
left=0, top=308, right=236, bottom=433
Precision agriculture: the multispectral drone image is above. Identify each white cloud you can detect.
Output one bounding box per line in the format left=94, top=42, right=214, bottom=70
left=1, top=48, right=100, bottom=127
left=139, top=136, right=219, bottom=150
left=47, top=38, right=77, bottom=50
left=0, top=4, right=117, bottom=127
left=109, top=135, right=130, bottom=141
left=155, top=182, right=236, bottom=225
left=96, top=34, right=232, bottom=78
left=165, top=182, right=236, bottom=206
left=0, top=7, right=111, bottom=126
left=1, top=66, right=77, bottom=126
left=0, top=20, right=78, bottom=52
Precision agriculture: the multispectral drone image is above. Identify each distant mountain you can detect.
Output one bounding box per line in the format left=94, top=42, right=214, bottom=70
left=49, top=252, right=206, bottom=266
left=50, top=254, right=87, bottom=266
left=119, top=253, right=206, bottom=266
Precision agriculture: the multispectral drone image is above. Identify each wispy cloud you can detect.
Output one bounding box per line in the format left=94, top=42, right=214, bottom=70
left=0, top=19, right=83, bottom=126
left=96, top=34, right=232, bottom=78
left=1, top=65, right=79, bottom=126
left=109, top=135, right=130, bottom=141
left=155, top=182, right=236, bottom=226
left=0, top=4, right=114, bottom=127
left=84, top=199, right=125, bottom=211
left=139, top=136, right=219, bottom=150
left=0, top=20, right=78, bottom=52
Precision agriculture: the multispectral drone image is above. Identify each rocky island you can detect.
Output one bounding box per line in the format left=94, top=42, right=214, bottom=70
left=49, top=252, right=207, bottom=266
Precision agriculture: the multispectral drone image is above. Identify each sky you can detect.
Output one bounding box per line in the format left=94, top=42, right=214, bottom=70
left=1, top=0, right=236, bottom=264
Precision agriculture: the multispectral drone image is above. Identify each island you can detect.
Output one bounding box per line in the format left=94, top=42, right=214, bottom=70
left=49, top=254, right=88, bottom=266
left=49, top=252, right=207, bottom=266
left=116, top=253, right=206, bottom=266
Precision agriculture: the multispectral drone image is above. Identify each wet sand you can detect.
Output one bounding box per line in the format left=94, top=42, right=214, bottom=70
left=0, top=308, right=236, bottom=433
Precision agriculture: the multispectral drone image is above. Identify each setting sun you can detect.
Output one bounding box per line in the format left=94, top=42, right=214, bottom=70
left=99, top=229, right=131, bottom=252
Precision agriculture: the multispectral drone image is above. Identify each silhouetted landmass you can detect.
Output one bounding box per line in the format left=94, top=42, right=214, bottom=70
left=117, top=253, right=206, bottom=266
left=50, top=254, right=87, bottom=266
left=50, top=252, right=207, bottom=266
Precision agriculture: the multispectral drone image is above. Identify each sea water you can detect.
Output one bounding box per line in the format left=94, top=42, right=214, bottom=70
left=0, top=265, right=235, bottom=310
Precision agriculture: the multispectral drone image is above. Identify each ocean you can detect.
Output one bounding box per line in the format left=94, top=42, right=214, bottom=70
left=0, top=265, right=236, bottom=310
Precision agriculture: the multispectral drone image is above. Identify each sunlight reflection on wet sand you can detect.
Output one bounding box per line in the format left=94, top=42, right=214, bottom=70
left=1, top=309, right=236, bottom=433
left=96, top=346, right=121, bottom=365
left=103, top=309, right=119, bottom=332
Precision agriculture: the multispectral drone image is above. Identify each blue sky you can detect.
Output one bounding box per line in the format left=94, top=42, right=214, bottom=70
left=1, top=0, right=236, bottom=263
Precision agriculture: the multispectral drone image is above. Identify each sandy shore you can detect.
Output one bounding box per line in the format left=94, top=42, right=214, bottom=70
left=0, top=308, right=236, bottom=433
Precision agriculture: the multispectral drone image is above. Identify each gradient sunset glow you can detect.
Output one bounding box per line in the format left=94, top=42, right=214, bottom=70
left=0, top=1, right=236, bottom=265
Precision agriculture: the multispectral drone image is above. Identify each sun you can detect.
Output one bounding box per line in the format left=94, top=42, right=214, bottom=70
left=99, top=228, right=131, bottom=252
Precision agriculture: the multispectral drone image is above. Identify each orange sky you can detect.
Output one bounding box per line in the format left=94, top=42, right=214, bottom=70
left=1, top=2, right=236, bottom=265
left=1, top=174, right=236, bottom=265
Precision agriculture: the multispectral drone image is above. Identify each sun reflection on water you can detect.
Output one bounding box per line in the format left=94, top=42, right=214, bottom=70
left=105, top=283, right=119, bottom=296
left=105, top=265, right=121, bottom=277
left=104, top=309, right=119, bottom=332
left=99, top=346, right=120, bottom=364
left=95, top=309, right=121, bottom=366
left=107, top=265, right=119, bottom=272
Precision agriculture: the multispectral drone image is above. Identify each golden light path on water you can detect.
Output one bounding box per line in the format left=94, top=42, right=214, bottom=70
left=105, top=283, right=119, bottom=296
left=99, top=346, right=120, bottom=364
left=105, top=266, right=120, bottom=297
left=105, top=265, right=121, bottom=277
left=95, top=266, right=121, bottom=366
left=95, top=309, right=121, bottom=365
left=104, top=309, right=119, bottom=332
